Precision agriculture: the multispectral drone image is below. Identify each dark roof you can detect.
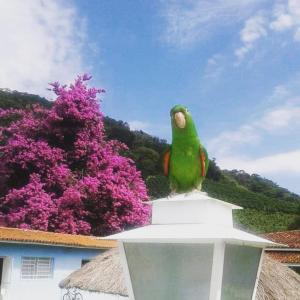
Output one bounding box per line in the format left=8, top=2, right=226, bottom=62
left=266, top=251, right=300, bottom=264
left=262, top=230, right=300, bottom=248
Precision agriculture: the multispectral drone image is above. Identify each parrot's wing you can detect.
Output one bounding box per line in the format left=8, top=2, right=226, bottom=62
left=200, top=146, right=209, bottom=177
left=162, top=147, right=171, bottom=176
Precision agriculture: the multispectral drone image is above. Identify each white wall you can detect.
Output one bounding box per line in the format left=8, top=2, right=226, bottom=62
left=0, top=243, right=102, bottom=300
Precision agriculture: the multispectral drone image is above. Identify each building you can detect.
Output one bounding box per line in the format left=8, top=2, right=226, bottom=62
left=263, top=230, right=300, bottom=274
left=0, top=227, right=116, bottom=300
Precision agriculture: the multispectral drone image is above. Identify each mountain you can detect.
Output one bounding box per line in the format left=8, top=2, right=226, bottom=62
left=0, top=89, right=51, bottom=109
left=1, top=89, right=299, bottom=233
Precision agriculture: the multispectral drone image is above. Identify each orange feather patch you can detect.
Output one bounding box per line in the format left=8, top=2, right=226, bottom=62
left=200, top=151, right=206, bottom=177
left=163, top=150, right=170, bottom=176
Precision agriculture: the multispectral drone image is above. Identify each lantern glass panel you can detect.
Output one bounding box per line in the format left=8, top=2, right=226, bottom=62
left=221, top=244, right=262, bottom=300
left=124, top=243, right=214, bottom=300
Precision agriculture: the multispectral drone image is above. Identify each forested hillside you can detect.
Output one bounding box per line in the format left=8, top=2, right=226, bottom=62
left=1, top=89, right=299, bottom=233
left=0, top=89, right=51, bottom=109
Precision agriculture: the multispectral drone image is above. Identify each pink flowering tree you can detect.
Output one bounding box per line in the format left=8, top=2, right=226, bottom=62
left=0, top=75, right=150, bottom=235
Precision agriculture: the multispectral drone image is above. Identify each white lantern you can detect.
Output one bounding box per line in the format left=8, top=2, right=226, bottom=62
left=105, top=192, right=276, bottom=300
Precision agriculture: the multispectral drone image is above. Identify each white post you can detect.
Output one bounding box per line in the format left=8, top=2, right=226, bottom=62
left=251, top=249, right=265, bottom=300
left=118, top=242, right=135, bottom=300
left=209, top=241, right=225, bottom=300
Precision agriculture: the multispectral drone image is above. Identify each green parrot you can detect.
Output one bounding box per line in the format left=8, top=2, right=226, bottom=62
left=163, top=104, right=209, bottom=193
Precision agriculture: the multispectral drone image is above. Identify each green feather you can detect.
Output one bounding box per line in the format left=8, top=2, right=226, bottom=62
left=167, top=104, right=209, bottom=193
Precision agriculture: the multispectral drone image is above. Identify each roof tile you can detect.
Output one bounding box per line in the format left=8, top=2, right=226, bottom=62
left=262, top=230, right=300, bottom=248
left=265, top=251, right=300, bottom=264
left=0, top=227, right=116, bottom=249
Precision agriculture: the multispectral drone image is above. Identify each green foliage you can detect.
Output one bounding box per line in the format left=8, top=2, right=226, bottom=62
left=206, top=158, right=222, bottom=181
left=225, top=170, right=300, bottom=203
left=104, top=117, right=168, bottom=153
left=130, top=146, right=160, bottom=179
left=131, top=131, right=168, bottom=154
left=288, top=216, right=300, bottom=230
left=146, top=175, right=170, bottom=199
left=233, top=209, right=298, bottom=233
left=103, top=117, right=168, bottom=178
left=288, top=205, right=300, bottom=230
left=104, top=117, right=135, bottom=147
left=203, top=177, right=299, bottom=214
left=0, top=89, right=51, bottom=109
left=0, top=90, right=52, bottom=128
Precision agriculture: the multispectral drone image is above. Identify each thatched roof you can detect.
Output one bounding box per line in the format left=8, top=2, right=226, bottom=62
left=60, top=249, right=300, bottom=299
left=256, top=254, right=300, bottom=300
left=60, top=248, right=127, bottom=296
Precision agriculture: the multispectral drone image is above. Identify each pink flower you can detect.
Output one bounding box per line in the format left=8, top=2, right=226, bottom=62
left=0, top=75, right=150, bottom=235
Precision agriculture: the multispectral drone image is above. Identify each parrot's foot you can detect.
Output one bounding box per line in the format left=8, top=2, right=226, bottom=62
left=196, top=183, right=202, bottom=191
left=168, top=190, right=178, bottom=198
left=183, top=188, right=200, bottom=197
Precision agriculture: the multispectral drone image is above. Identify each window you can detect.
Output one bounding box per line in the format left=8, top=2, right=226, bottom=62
left=221, top=245, right=262, bottom=300
left=81, top=259, right=90, bottom=267
left=124, top=243, right=214, bottom=300
left=290, top=265, right=300, bottom=275
left=21, top=257, right=54, bottom=279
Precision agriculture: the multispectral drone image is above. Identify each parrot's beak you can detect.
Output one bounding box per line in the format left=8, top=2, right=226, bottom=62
left=174, top=112, right=186, bottom=128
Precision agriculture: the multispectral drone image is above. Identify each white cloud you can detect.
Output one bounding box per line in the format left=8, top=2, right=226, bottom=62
left=270, top=3, right=293, bottom=31
left=234, top=0, right=300, bottom=62
left=203, top=54, right=224, bottom=79
left=219, top=149, right=300, bottom=175
left=272, top=85, right=289, bottom=98
left=269, top=76, right=300, bottom=103
left=270, top=0, right=300, bottom=40
left=294, top=28, right=300, bottom=41
left=208, top=103, right=300, bottom=157
left=128, top=120, right=152, bottom=131
left=259, top=106, right=300, bottom=131
left=208, top=81, right=300, bottom=183
left=235, top=12, right=267, bottom=60
left=161, top=0, right=262, bottom=47
left=208, top=125, right=260, bottom=157
left=128, top=120, right=170, bottom=140
left=240, top=13, right=267, bottom=43
left=0, top=0, right=87, bottom=97
left=272, top=14, right=293, bottom=31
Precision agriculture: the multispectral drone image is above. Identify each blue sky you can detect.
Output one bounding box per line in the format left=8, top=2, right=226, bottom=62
left=1, top=0, right=300, bottom=194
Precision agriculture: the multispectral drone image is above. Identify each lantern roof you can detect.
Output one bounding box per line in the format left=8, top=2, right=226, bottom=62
left=105, top=224, right=275, bottom=247
left=150, top=191, right=242, bottom=209
left=104, top=191, right=277, bottom=248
